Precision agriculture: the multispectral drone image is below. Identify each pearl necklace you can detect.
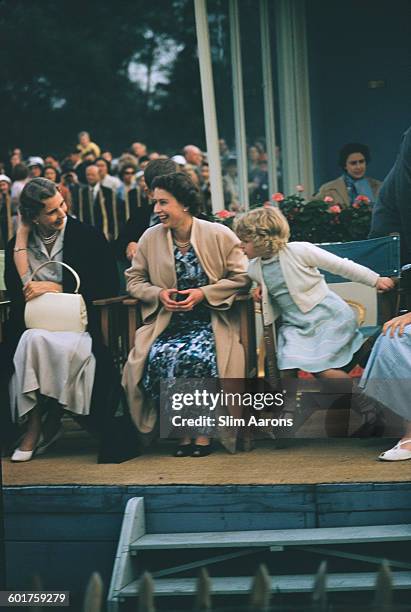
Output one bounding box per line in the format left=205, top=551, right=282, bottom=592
left=173, top=238, right=191, bottom=249
left=39, top=228, right=59, bottom=245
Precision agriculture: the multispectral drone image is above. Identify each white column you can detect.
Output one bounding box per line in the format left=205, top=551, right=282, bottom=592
left=229, top=0, right=249, bottom=209
left=194, top=0, right=224, bottom=213
left=260, top=0, right=278, bottom=197
left=275, top=0, right=314, bottom=196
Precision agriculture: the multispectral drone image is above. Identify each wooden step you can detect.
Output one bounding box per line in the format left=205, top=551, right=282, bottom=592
left=131, top=524, right=411, bottom=551
left=118, top=571, right=411, bottom=597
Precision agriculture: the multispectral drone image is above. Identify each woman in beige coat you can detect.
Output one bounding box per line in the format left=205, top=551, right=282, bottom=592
left=122, top=172, right=249, bottom=456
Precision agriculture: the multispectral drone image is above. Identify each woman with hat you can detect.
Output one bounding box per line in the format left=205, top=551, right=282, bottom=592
left=0, top=174, right=14, bottom=248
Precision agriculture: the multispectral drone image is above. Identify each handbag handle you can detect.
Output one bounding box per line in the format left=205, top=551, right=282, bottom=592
left=28, top=260, right=81, bottom=294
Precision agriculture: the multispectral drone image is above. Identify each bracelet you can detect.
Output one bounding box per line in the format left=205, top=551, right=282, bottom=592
left=14, top=247, right=28, bottom=252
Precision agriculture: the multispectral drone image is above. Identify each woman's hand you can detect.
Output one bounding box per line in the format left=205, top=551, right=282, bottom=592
left=383, top=312, right=411, bottom=337
left=23, top=281, right=62, bottom=302
left=376, top=276, right=395, bottom=291
left=175, top=288, right=205, bottom=311
left=159, top=288, right=180, bottom=311
left=252, top=285, right=262, bottom=303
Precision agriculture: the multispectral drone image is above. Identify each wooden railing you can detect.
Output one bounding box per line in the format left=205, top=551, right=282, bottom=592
left=25, top=561, right=407, bottom=611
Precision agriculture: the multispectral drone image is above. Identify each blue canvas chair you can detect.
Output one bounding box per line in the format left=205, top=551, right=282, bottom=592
left=318, top=234, right=400, bottom=344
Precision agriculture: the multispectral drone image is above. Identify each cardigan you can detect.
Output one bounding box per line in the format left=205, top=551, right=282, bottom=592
left=247, top=241, right=379, bottom=326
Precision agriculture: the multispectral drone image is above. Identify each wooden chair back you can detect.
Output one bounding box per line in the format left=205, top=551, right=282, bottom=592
left=93, top=293, right=257, bottom=378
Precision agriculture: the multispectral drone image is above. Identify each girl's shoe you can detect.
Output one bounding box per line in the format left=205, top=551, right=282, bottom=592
left=350, top=391, right=385, bottom=438
left=379, top=439, right=411, bottom=461
left=351, top=411, right=386, bottom=438
left=11, top=434, right=44, bottom=462
left=173, top=443, right=193, bottom=457
left=192, top=443, right=213, bottom=457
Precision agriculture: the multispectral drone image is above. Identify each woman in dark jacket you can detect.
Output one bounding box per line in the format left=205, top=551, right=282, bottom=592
left=1, top=178, right=121, bottom=461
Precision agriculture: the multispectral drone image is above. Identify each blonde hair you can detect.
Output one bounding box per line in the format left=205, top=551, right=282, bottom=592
left=234, top=206, right=290, bottom=255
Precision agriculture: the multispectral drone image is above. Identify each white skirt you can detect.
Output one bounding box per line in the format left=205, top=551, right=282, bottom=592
left=10, top=329, right=96, bottom=421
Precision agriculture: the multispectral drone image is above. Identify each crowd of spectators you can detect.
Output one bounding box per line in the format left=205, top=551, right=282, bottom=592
left=0, top=132, right=277, bottom=253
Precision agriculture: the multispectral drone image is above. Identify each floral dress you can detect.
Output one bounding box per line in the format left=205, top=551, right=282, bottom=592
left=142, top=246, right=217, bottom=434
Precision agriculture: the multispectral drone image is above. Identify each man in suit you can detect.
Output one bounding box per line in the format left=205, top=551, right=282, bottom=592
left=72, top=164, right=125, bottom=242
left=115, top=158, right=178, bottom=261
left=369, top=126, right=411, bottom=264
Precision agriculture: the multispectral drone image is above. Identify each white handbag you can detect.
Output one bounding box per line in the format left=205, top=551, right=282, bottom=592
left=24, top=260, right=88, bottom=333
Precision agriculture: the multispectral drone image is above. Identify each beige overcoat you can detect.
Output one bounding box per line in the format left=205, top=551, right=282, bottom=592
left=315, top=176, right=381, bottom=208
left=121, top=217, right=250, bottom=435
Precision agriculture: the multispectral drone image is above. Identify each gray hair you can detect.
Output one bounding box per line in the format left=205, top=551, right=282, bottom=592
left=20, top=178, right=57, bottom=223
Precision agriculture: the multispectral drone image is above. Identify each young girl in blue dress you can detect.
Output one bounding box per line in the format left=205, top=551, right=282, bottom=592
left=234, top=206, right=395, bottom=435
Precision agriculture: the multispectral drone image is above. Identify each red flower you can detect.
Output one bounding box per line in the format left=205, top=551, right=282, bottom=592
left=329, top=204, right=342, bottom=214
left=355, top=195, right=370, bottom=203
left=272, top=192, right=285, bottom=202
left=323, top=196, right=334, bottom=203
left=215, top=210, right=231, bottom=219
left=352, top=202, right=360, bottom=209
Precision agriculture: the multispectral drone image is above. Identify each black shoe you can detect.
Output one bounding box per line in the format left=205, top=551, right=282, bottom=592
left=350, top=412, right=386, bottom=438
left=191, top=443, right=213, bottom=457
left=350, top=391, right=386, bottom=438
left=174, top=443, right=193, bottom=457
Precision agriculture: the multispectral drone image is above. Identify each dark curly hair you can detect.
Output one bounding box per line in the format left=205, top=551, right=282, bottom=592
left=19, top=178, right=57, bottom=223
left=151, top=172, right=201, bottom=215
left=144, top=158, right=178, bottom=190
left=338, top=143, right=370, bottom=168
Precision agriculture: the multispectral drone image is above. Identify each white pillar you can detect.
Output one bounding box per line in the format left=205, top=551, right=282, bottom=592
left=194, top=0, right=225, bottom=213
left=260, top=0, right=278, bottom=197
left=229, top=0, right=249, bottom=209
left=276, top=0, right=314, bottom=196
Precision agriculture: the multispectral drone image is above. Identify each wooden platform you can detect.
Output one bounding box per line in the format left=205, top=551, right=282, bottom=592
left=2, top=434, right=411, bottom=486
left=3, top=427, right=411, bottom=601
left=4, top=482, right=411, bottom=601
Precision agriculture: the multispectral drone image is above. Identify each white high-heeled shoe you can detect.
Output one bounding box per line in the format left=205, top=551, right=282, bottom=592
left=379, top=439, right=411, bottom=461
left=11, top=434, right=44, bottom=463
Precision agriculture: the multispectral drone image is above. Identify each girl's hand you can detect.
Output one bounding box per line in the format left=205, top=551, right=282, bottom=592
left=174, top=288, right=205, bottom=311
left=252, top=285, right=262, bottom=303
left=383, top=312, right=411, bottom=337
left=126, top=241, right=138, bottom=261
left=376, top=277, right=395, bottom=291
left=23, top=281, right=62, bottom=302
